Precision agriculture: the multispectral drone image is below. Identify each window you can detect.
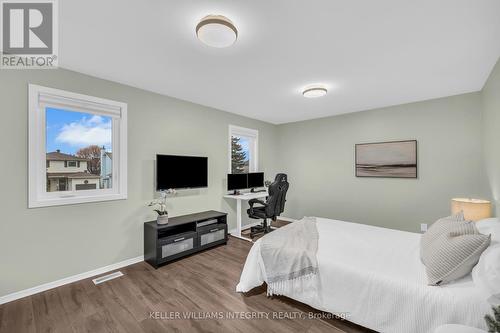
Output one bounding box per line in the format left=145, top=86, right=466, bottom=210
left=229, top=125, right=258, bottom=174
left=29, top=84, right=127, bottom=208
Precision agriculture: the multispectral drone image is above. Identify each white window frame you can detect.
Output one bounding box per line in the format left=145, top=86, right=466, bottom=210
left=28, top=84, right=128, bottom=208
left=228, top=125, right=258, bottom=174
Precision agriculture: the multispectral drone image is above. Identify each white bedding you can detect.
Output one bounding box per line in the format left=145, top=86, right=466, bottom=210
left=236, top=217, right=492, bottom=333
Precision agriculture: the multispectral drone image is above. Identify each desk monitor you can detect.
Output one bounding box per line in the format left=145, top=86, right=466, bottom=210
left=227, top=174, right=248, bottom=194
left=248, top=172, right=264, bottom=189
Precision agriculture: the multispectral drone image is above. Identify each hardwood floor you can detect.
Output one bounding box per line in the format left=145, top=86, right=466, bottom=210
left=241, top=219, right=291, bottom=240
left=0, top=236, right=373, bottom=333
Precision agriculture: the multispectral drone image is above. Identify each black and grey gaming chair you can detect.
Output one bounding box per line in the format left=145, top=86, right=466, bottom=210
left=247, top=173, right=289, bottom=237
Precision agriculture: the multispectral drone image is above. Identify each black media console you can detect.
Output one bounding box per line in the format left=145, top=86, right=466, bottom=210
left=144, top=210, right=228, bottom=268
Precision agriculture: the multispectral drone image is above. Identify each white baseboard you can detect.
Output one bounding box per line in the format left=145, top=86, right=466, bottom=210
left=0, top=255, right=144, bottom=306
left=1, top=217, right=299, bottom=305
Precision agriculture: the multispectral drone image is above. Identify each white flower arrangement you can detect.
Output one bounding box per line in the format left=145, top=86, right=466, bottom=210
left=149, top=191, right=168, bottom=216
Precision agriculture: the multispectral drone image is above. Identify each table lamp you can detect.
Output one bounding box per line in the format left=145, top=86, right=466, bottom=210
left=451, top=198, right=492, bottom=221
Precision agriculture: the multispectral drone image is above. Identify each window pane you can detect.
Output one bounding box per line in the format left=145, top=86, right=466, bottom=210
left=45, top=107, right=113, bottom=192
left=231, top=135, right=251, bottom=174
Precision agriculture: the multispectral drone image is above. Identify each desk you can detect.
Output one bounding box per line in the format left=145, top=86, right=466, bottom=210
left=223, top=191, right=268, bottom=241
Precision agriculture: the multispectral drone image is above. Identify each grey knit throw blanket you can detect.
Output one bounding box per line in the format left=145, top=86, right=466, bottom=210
left=260, top=217, right=319, bottom=296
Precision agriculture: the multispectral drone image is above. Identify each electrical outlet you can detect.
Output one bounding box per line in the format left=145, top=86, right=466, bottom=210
left=420, top=223, right=428, bottom=233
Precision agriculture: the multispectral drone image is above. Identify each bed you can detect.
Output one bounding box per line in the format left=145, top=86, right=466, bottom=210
left=236, top=217, right=492, bottom=333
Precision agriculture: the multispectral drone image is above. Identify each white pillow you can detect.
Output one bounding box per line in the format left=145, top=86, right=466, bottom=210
left=476, top=218, right=500, bottom=241
left=476, top=217, right=500, bottom=229
left=472, top=240, right=500, bottom=303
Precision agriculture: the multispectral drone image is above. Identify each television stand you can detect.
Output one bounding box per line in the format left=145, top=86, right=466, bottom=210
left=144, top=210, right=227, bottom=268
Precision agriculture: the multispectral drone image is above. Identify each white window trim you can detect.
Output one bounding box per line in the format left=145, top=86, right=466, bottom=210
left=28, top=84, right=128, bottom=208
left=228, top=125, right=259, bottom=173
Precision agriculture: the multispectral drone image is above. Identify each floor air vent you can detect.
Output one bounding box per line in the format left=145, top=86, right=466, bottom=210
left=92, top=271, right=124, bottom=285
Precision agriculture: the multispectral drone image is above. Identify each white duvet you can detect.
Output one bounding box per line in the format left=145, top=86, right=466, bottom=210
left=236, top=217, right=492, bottom=333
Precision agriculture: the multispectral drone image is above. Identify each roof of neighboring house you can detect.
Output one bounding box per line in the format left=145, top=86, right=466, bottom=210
left=46, top=151, right=88, bottom=161
left=47, top=172, right=100, bottom=179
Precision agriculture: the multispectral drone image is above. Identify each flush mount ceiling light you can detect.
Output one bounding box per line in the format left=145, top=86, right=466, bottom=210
left=302, top=86, right=328, bottom=98
left=196, top=15, right=238, bottom=48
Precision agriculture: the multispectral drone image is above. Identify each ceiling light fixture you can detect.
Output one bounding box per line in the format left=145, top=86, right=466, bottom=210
left=302, top=86, right=328, bottom=98
left=196, top=15, right=238, bottom=48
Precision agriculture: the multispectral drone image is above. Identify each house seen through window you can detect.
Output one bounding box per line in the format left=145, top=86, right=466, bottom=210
left=45, top=108, right=114, bottom=192
left=29, top=84, right=127, bottom=208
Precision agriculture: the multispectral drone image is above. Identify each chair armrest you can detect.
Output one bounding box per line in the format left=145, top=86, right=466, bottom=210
left=248, top=199, right=267, bottom=207
left=248, top=199, right=267, bottom=216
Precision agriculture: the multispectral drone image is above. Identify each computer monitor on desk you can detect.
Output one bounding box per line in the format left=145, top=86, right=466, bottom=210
left=227, top=174, right=248, bottom=195
left=227, top=172, right=265, bottom=195
left=248, top=172, right=264, bottom=192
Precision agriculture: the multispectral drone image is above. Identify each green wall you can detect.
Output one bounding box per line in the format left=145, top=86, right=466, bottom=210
left=0, top=69, right=278, bottom=297
left=276, top=93, right=489, bottom=232
left=482, top=58, right=500, bottom=216
left=0, top=61, right=498, bottom=298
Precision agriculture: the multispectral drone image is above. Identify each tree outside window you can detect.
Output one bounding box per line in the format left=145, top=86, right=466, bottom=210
left=229, top=125, right=258, bottom=174
left=231, top=136, right=249, bottom=174
left=29, top=84, right=127, bottom=208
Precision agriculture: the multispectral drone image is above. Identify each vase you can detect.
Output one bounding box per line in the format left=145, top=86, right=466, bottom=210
left=157, top=214, right=169, bottom=225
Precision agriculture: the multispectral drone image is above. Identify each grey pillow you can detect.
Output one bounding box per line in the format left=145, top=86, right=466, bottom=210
left=420, top=212, right=465, bottom=261
left=421, top=216, right=490, bottom=285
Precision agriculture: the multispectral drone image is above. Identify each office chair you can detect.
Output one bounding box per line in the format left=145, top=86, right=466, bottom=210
left=247, top=173, right=289, bottom=238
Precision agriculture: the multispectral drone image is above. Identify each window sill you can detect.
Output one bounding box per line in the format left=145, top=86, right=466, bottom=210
left=28, top=193, right=127, bottom=208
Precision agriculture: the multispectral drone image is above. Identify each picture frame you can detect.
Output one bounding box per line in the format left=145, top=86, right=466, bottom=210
left=355, top=140, right=417, bottom=178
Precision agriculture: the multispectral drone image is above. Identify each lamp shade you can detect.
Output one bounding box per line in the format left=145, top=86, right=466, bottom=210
left=451, top=198, right=491, bottom=221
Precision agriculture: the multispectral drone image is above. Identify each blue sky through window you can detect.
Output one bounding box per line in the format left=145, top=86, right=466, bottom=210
left=46, top=107, right=112, bottom=155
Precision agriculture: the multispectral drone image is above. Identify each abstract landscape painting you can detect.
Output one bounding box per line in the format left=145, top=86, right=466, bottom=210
left=355, top=140, right=417, bottom=178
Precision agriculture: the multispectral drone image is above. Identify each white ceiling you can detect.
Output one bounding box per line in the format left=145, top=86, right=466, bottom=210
left=59, top=0, right=500, bottom=124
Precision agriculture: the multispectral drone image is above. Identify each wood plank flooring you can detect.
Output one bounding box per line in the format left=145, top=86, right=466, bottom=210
left=0, top=235, right=373, bottom=333
left=241, top=219, right=291, bottom=240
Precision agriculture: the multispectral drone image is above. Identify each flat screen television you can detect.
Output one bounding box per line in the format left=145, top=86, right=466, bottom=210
left=156, top=154, right=208, bottom=190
